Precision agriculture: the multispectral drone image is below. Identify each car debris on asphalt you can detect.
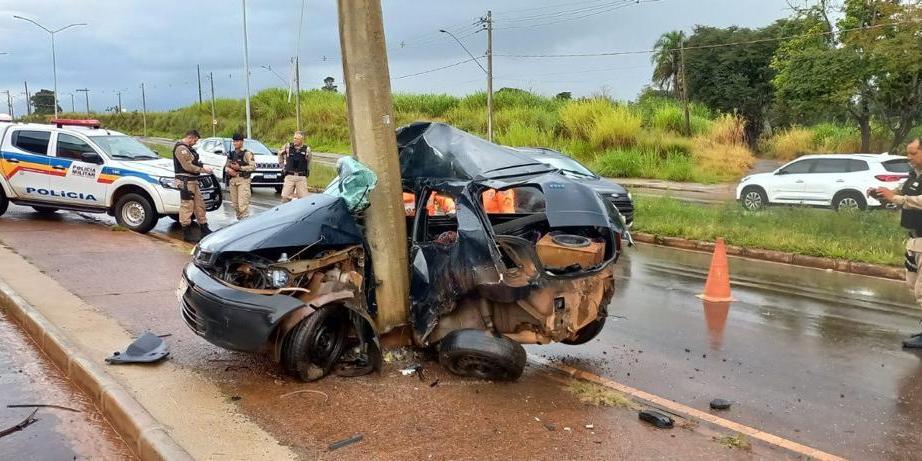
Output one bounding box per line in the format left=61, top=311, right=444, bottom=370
left=105, top=332, right=170, bottom=364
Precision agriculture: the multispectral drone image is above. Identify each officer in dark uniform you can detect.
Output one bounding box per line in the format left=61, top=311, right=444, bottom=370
left=870, top=138, right=922, bottom=348
left=173, top=129, right=213, bottom=242
left=225, top=133, right=256, bottom=219
left=278, top=131, right=311, bottom=203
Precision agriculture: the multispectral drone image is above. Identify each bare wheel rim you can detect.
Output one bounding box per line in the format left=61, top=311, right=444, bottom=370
left=839, top=197, right=860, bottom=209
left=122, top=201, right=146, bottom=227
left=744, top=191, right=763, bottom=210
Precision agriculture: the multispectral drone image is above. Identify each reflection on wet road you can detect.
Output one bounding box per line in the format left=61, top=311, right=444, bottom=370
left=0, top=311, right=132, bottom=460
left=539, top=244, right=922, bottom=460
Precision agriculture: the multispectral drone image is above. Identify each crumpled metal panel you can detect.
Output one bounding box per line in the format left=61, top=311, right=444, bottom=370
left=326, top=157, right=378, bottom=213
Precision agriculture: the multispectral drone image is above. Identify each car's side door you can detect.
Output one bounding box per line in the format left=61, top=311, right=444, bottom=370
left=45, top=132, right=108, bottom=207
left=196, top=139, right=225, bottom=181
left=768, top=159, right=815, bottom=203
left=0, top=129, right=52, bottom=199
left=800, top=158, right=852, bottom=204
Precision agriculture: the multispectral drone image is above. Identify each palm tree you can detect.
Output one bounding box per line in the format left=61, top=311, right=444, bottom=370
left=651, top=30, right=686, bottom=96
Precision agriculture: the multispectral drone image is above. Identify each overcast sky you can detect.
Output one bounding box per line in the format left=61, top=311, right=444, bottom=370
left=0, top=0, right=796, bottom=115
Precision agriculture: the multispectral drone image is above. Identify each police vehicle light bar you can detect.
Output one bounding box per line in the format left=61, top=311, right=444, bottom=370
left=52, top=119, right=102, bottom=129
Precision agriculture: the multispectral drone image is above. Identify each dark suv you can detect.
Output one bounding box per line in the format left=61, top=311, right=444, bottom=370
left=179, top=122, right=626, bottom=382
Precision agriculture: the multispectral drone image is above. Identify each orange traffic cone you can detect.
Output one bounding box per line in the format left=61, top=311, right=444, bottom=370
left=697, top=238, right=734, bottom=302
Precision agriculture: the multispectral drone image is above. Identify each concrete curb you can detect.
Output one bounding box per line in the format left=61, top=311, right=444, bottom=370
left=0, top=280, right=192, bottom=461
left=632, top=232, right=904, bottom=280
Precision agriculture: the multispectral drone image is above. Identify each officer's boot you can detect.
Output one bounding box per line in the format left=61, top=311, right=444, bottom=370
left=200, top=224, right=213, bottom=237
left=182, top=225, right=196, bottom=243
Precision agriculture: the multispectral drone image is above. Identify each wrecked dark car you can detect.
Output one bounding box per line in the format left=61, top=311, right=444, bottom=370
left=179, top=122, right=626, bottom=382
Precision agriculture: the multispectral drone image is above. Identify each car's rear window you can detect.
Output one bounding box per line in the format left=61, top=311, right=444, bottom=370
left=883, top=159, right=911, bottom=173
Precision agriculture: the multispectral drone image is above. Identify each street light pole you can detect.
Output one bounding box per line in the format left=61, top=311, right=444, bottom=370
left=76, top=88, right=89, bottom=113
left=259, top=65, right=288, bottom=86
left=241, top=0, right=253, bottom=139
left=439, top=27, right=492, bottom=141
left=13, top=16, right=86, bottom=120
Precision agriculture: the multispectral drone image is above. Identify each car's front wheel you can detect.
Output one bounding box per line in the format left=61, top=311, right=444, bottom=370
left=114, top=193, right=157, bottom=233
left=833, top=191, right=867, bottom=211
left=31, top=206, right=58, bottom=214
left=740, top=186, right=767, bottom=211
left=0, top=188, right=8, bottom=217
left=282, top=307, right=349, bottom=382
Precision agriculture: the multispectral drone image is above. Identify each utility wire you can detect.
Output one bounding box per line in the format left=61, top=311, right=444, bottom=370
left=497, top=0, right=645, bottom=23
left=392, top=56, right=486, bottom=80
left=495, top=0, right=660, bottom=30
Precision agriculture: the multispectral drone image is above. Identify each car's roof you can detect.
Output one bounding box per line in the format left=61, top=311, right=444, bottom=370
left=0, top=121, right=127, bottom=137
left=794, top=153, right=906, bottom=162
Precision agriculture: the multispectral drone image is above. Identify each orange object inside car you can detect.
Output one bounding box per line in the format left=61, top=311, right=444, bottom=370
left=535, top=233, right=605, bottom=271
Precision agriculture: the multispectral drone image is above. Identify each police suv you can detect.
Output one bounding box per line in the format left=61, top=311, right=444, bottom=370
left=0, top=119, right=222, bottom=233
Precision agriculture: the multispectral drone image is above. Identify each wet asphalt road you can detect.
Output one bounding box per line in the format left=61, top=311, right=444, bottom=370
left=538, top=244, right=922, bottom=460
left=5, top=188, right=922, bottom=459
left=0, top=310, right=133, bottom=460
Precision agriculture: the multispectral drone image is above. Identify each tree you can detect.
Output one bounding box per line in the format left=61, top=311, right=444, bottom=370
left=31, top=89, right=61, bottom=115
left=554, top=91, right=572, bottom=100
left=683, top=24, right=785, bottom=145
left=650, top=30, right=685, bottom=96
left=321, top=77, right=338, bottom=92
left=772, top=0, right=922, bottom=151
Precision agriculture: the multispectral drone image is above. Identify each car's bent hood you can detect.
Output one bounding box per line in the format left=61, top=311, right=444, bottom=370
left=569, top=175, right=628, bottom=196
left=252, top=153, right=278, bottom=164
left=198, top=194, right=363, bottom=253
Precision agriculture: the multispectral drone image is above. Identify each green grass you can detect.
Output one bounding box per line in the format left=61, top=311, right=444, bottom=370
left=565, top=381, right=638, bottom=409
left=632, top=196, right=904, bottom=266
left=308, top=164, right=337, bottom=189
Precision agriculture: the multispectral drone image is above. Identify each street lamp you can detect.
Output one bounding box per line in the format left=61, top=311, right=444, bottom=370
left=259, top=65, right=288, bottom=87
left=13, top=16, right=86, bottom=119
left=439, top=29, right=493, bottom=141
left=241, top=0, right=253, bottom=139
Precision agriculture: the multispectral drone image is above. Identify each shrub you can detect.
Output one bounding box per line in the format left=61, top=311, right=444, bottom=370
left=706, top=114, right=746, bottom=146
left=588, top=105, right=643, bottom=150
left=496, top=122, right=556, bottom=148
left=559, top=98, right=613, bottom=140
left=765, top=127, right=815, bottom=160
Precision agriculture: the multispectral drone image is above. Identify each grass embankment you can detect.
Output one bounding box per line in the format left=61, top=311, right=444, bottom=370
left=632, top=196, right=904, bottom=266
left=43, top=88, right=755, bottom=184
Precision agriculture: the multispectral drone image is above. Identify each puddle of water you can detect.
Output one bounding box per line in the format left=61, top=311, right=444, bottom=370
left=0, top=310, right=134, bottom=460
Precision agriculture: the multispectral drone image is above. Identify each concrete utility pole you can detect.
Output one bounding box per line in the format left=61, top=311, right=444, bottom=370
left=197, top=64, right=203, bottom=104
left=116, top=91, right=122, bottom=113
left=13, top=16, right=86, bottom=120
left=140, top=83, right=148, bottom=137
left=294, top=0, right=306, bottom=131
left=76, top=88, right=90, bottom=113
left=337, top=0, right=410, bottom=334
left=23, top=81, right=31, bottom=116
left=679, top=42, right=691, bottom=137
left=241, top=0, right=253, bottom=139
left=486, top=10, right=493, bottom=142
left=69, top=93, right=75, bottom=113
left=209, top=72, right=217, bottom=137
left=1, top=90, right=13, bottom=119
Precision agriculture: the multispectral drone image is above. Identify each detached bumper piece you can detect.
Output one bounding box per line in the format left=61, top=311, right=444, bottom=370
left=105, top=332, right=169, bottom=364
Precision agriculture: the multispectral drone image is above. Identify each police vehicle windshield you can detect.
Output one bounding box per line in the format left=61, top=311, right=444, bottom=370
left=90, top=136, right=160, bottom=160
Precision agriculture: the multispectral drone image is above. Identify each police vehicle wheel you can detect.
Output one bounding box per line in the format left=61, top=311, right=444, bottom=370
left=561, top=315, right=607, bottom=345
left=438, top=329, right=526, bottom=381
left=282, top=307, right=349, bottom=382
left=31, top=206, right=58, bottom=214
left=741, top=186, right=767, bottom=211
left=115, top=193, right=157, bottom=233
left=0, top=189, right=8, bottom=217
left=833, top=191, right=866, bottom=211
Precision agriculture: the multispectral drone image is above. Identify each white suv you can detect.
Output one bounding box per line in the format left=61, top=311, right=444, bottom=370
left=737, top=154, right=910, bottom=211
left=193, top=137, right=284, bottom=192
left=0, top=119, right=222, bottom=232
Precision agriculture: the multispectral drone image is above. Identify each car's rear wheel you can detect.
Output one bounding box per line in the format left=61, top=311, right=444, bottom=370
left=438, top=329, right=527, bottom=381
left=833, top=191, right=866, bottom=211
left=282, top=307, right=349, bottom=382
left=114, top=193, right=157, bottom=233
left=741, top=186, right=767, bottom=211
left=31, top=206, right=58, bottom=214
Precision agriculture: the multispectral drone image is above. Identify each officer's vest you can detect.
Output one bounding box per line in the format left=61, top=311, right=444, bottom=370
left=901, top=170, right=922, bottom=232
left=227, top=149, right=252, bottom=178
left=173, top=143, right=203, bottom=177
left=284, top=144, right=310, bottom=174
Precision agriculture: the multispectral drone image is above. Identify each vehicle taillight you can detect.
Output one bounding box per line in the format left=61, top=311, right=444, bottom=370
left=875, top=174, right=907, bottom=182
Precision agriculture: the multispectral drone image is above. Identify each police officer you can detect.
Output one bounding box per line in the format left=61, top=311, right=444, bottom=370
left=225, top=133, right=256, bottom=220
left=870, top=138, right=922, bottom=348
left=278, top=131, right=311, bottom=203
left=173, top=130, right=213, bottom=242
